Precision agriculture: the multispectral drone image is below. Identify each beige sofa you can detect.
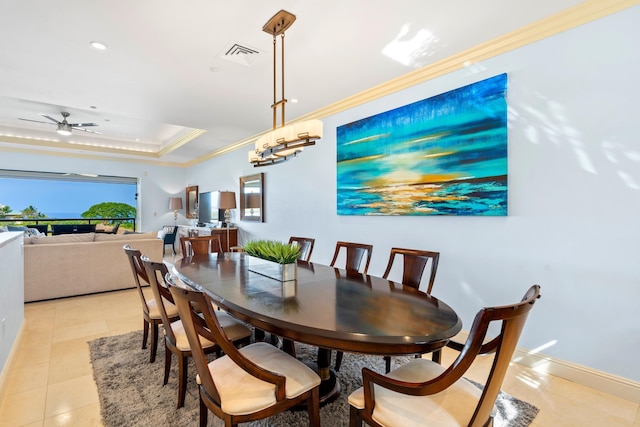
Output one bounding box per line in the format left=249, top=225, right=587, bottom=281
left=23, top=231, right=163, bottom=302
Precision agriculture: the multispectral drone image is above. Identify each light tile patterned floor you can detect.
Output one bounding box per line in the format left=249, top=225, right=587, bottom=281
left=1, top=288, right=638, bottom=426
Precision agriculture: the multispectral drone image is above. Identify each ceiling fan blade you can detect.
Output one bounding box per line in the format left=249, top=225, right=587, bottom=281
left=40, top=114, right=62, bottom=124
left=18, top=118, right=52, bottom=124
left=69, top=122, right=98, bottom=127
left=73, top=127, right=102, bottom=135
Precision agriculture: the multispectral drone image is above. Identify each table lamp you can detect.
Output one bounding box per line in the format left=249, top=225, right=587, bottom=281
left=169, top=197, right=183, bottom=225
left=218, top=191, right=236, bottom=251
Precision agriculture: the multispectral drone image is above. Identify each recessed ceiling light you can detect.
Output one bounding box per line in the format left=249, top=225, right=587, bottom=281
left=290, top=98, right=299, bottom=103
left=90, top=41, right=108, bottom=50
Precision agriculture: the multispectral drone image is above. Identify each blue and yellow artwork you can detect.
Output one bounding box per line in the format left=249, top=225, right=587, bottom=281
left=337, top=73, right=508, bottom=216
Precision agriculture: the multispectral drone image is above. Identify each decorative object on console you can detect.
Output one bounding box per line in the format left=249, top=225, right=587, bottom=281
left=337, top=73, right=508, bottom=216
left=218, top=191, right=236, bottom=251
left=248, top=10, right=323, bottom=167
left=168, top=197, right=183, bottom=225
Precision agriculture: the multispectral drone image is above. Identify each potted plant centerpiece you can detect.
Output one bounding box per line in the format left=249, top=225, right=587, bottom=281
left=243, top=240, right=300, bottom=283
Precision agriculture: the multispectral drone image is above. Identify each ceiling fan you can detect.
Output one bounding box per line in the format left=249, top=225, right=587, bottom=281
left=18, top=111, right=101, bottom=136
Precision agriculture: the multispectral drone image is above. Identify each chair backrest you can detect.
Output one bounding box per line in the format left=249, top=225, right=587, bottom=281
left=162, top=226, right=178, bottom=244
left=123, top=245, right=151, bottom=314
left=330, top=241, right=373, bottom=274
left=180, top=235, right=223, bottom=257
left=382, top=248, right=440, bottom=294
left=168, top=284, right=290, bottom=406
left=141, top=257, right=178, bottom=344
left=288, top=236, right=315, bottom=262
left=448, top=285, right=541, bottom=426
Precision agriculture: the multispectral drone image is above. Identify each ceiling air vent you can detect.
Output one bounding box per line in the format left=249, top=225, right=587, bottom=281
left=218, top=42, right=262, bottom=66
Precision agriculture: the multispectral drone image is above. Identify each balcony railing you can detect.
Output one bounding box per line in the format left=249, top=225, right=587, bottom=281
left=0, top=217, right=137, bottom=234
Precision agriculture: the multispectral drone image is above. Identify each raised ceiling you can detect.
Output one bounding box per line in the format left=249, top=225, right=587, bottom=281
left=0, top=1, right=618, bottom=166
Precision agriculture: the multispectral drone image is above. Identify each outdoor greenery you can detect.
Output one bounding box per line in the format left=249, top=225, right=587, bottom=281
left=244, top=240, right=301, bottom=264
left=1, top=202, right=136, bottom=231
left=82, top=202, right=136, bottom=225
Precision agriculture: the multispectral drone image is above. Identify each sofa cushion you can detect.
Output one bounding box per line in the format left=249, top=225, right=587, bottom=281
left=25, top=232, right=95, bottom=245
left=94, top=231, right=157, bottom=241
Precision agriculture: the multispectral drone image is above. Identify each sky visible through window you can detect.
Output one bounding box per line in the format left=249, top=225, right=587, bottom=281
left=0, top=178, right=137, bottom=217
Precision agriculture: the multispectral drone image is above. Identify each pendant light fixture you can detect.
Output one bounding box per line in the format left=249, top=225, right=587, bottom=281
left=249, top=10, right=323, bottom=167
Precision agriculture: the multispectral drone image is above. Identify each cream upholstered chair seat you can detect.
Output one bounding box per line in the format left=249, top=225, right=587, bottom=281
left=197, top=342, right=320, bottom=416
left=171, top=311, right=249, bottom=351
left=146, top=297, right=178, bottom=320
left=348, top=358, right=484, bottom=426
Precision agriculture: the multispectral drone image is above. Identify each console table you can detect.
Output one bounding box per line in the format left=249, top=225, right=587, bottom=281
left=177, top=225, right=238, bottom=252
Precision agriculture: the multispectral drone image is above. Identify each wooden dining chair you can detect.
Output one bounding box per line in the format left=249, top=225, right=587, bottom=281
left=381, top=247, right=441, bottom=372
left=168, top=284, right=321, bottom=427
left=331, top=241, right=373, bottom=371
left=180, top=234, right=223, bottom=257
left=383, top=247, right=440, bottom=294
left=288, top=236, right=315, bottom=262
left=141, top=257, right=252, bottom=408
left=123, top=245, right=179, bottom=363
left=349, top=285, right=541, bottom=427
left=330, top=241, right=373, bottom=274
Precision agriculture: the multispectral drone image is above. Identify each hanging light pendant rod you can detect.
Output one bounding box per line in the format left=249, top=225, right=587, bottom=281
left=249, top=10, right=323, bottom=167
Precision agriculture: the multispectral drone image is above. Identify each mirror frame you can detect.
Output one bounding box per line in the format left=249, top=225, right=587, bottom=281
left=185, top=185, right=198, bottom=219
left=240, top=173, right=264, bottom=222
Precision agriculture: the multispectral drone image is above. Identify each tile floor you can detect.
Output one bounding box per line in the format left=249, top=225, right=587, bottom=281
left=1, top=287, right=639, bottom=426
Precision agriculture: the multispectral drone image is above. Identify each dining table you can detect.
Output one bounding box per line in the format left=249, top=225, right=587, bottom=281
left=172, top=252, right=462, bottom=404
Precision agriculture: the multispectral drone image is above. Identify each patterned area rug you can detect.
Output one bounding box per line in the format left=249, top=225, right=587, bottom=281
left=89, top=331, right=538, bottom=426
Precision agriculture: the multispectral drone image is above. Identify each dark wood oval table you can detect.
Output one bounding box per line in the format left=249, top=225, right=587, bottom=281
left=172, top=253, right=461, bottom=403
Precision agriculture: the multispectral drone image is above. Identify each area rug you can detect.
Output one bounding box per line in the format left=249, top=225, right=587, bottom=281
left=89, top=331, right=538, bottom=426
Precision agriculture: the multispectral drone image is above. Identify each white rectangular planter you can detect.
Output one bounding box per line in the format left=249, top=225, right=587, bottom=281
left=246, top=255, right=297, bottom=282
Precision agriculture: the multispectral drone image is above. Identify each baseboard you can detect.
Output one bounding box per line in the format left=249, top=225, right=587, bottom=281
left=0, top=322, right=26, bottom=403
left=513, top=347, right=640, bottom=403
left=452, top=330, right=640, bottom=403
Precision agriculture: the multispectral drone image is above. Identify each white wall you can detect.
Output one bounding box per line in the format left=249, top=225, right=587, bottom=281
left=0, top=233, right=24, bottom=378
left=186, top=8, right=640, bottom=382
left=0, top=152, right=187, bottom=232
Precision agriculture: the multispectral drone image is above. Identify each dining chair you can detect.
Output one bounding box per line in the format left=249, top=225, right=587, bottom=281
left=330, top=241, right=373, bottom=274
left=349, top=285, right=541, bottom=427
left=168, top=284, right=322, bottom=427
left=330, top=241, right=373, bottom=371
left=288, top=236, right=315, bottom=262
left=180, top=234, right=223, bottom=257
left=381, top=247, right=441, bottom=372
left=141, top=257, right=252, bottom=408
left=123, top=245, right=179, bottom=363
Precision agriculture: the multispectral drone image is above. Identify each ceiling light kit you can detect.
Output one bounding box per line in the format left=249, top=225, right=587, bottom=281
left=249, top=10, right=323, bottom=167
left=18, top=112, right=101, bottom=136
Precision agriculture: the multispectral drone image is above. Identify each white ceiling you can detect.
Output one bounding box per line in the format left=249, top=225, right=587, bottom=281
left=0, top=0, right=588, bottom=165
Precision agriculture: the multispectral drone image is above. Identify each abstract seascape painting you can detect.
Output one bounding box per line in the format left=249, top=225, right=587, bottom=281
left=337, top=73, right=508, bottom=216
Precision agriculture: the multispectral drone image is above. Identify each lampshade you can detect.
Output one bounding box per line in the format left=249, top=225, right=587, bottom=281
left=169, top=197, right=183, bottom=210
left=218, top=191, right=236, bottom=209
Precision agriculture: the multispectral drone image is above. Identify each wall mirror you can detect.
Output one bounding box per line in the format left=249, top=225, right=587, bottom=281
left=240, top=173, right=264, bottom=222
left=185, top=185, right=198, bottom=219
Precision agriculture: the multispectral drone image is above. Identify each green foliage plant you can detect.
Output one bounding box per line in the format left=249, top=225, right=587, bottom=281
left=82, top=202, right=136, bottom=225
left=244, top=240, right=300, bottom=264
